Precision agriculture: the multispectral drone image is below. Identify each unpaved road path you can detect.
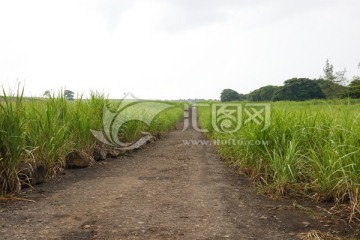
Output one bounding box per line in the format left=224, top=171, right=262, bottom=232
left=0, top=112, right=346, bottom=239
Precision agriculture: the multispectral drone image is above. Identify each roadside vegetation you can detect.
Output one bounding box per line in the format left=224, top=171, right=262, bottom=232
left=213, top=60, right=360, bottom=223
left=199, top=99, right=360, bottom=223
left=0, top=88, right=183, bottom=194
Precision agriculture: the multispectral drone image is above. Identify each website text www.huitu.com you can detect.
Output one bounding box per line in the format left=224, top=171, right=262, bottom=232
left=182, top=139, right=270, bottom=146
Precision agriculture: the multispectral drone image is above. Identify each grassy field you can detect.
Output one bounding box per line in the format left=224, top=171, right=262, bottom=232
left=0, top=89, right=183, bottom=194
left=198, top=99, right=360, bottom=221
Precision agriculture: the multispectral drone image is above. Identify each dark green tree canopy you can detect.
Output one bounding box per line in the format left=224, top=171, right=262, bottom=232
left=220, top=89, right=244, bottom=102
left=348, top=79, right=360, bottom=98
left=238, top=93, right=247, bottom=101
left=273, top=78, right=325, bottom=101
left=64, top=90, right=75, bottom=100
left=316, top=79, right=347, bottom=99
left=247, top=85, right=281, bottom=102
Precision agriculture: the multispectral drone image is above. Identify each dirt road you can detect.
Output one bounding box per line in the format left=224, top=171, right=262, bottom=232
left=0, top=112, right=344, bottom=239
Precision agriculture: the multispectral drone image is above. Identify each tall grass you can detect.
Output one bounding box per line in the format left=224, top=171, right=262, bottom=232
left=114, top=101, right=184, bottom=142
left=23, top=92, right=109, bottom=175
left=198, top=100, right=360, bottom=221
left=0, top=89, right=183, bottom=194
left=0, top=88, right=26, bottom=192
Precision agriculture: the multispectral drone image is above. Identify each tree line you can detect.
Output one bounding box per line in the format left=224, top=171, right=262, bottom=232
left=43, top=89, right=75, bottom=100
left=221, top=60, right=360, bottom=102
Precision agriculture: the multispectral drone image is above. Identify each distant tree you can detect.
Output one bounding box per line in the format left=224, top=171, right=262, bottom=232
left=247, top=85, right=281, bottom=102
left=238, top=93, right=247, bottom=101
left=351, top=62, right=360, bottom=85
left=272, top=86, right=288, bottom=101
left=273, top=78, right=325, bottom=101
left=64, top=90, right=75, bottom=100
left=323, top=59, right=336, bottom=82
left=348, top=79, right=360, bottom=98
left=322, top=59, right=348, bottom=98
left=220, top=89, right=242, bottom=102
left=43, top=90, right=51, bottom=98
left=316, top=79, right=348, bottom=99
left=334, top=68, right=348, bottom=86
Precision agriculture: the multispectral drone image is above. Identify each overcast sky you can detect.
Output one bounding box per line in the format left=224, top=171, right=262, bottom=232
left=1, top=0, right=359, bottom=100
